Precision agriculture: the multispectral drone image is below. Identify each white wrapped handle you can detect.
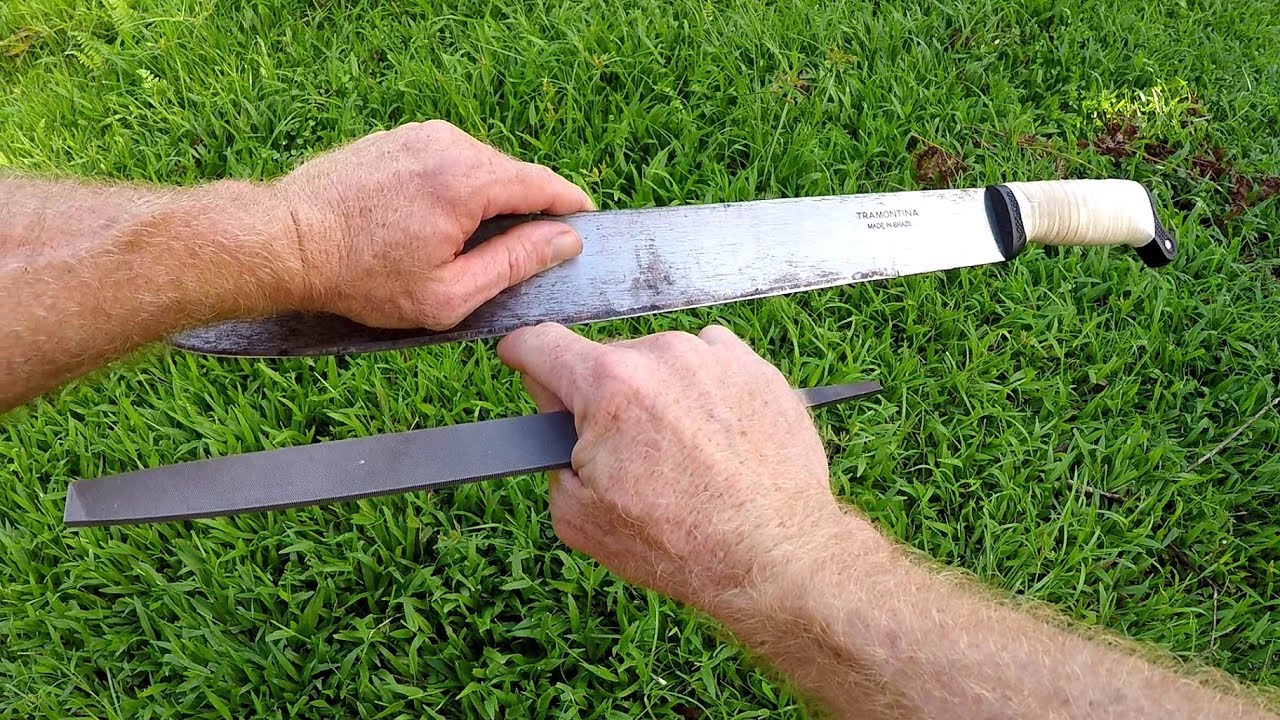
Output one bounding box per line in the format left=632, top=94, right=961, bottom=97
left=989, top=179, right=1177, bottom=267
left=1005, top=180, right=1154, bottom=247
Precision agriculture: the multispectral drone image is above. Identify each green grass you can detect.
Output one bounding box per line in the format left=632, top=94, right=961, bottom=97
left=3, top=0, right=1280, bottom=716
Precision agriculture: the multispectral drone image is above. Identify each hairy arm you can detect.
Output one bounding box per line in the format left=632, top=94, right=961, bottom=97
left=498, top=323, right=1276, bottom=720
left=711, top=510, right=1271, bottom=718
left=0, top=121, right=592, bottom=411
left=0, top=178, right=295, bottom=410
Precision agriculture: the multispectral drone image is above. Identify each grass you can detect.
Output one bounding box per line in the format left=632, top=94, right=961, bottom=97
left=2, top=0, right=1280, bottom=716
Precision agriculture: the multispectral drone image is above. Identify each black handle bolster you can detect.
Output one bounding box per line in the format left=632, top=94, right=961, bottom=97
left=1135, top=187, right=1177, bottom=267
left=984, top=185, right=1027, bottom=261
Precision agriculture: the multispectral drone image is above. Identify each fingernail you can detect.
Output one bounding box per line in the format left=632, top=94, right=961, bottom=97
left=551, top=228, right=583, bottom=263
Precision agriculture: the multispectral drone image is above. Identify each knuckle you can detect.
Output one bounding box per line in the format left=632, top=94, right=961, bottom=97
left=505, top=240, right=552, bottom=285
left=524, top=162, right=556, bottom=181
left=400, top=120, right=461, bottom=154
left=699, top=324, right=735, bottom=340
left=393, top=123, right=434, bottom=155
left=420, top=119, right=458, bottom=137
left=398, top=121, right=429, bottom=140
left=647, top=330, right=702, bottom=354
left=592, top=353, right=647, bottom=406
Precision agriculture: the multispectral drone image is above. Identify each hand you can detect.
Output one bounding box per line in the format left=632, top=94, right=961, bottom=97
left=498, top=323, right=849, bottom=611
left=274, top=121, right=594, bottom=329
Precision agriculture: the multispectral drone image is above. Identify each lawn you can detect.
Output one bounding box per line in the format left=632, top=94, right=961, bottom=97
left=3, top=0, right=1280, bottom=716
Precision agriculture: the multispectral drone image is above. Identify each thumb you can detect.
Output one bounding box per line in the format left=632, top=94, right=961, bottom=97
left=429, top=220, right=582, bottom=326
left=497, top=323, right=607, bottom=415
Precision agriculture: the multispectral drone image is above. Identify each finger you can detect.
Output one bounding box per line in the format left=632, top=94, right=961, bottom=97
left=522, top=375, right=566, bottom=413
left=698, top=324, right=751, bottom=350
left=432, top=220, right=582, bottom=324
left=482, top=158, right=595, bottom=217
left=497, top=323, right=608, bottom=413
left=548, top=470, right=595, bottom=551
left=696, top=326, right=795, bottom=394
left=609, top=330, right=706, bottom=359
left=699, top=324, right=775, bottom=368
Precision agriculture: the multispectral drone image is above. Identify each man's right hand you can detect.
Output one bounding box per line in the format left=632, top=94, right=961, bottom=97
left=499, top=324, right=1278, bottom=720
left=497, top=322, right=872, bottom=612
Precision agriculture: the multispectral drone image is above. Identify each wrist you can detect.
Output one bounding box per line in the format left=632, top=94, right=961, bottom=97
left=269, top=175, right=348, bottom=313
left=698, top=504, right=894, bottom=628
left=117, top=180, right=296, bottom=323
left=186, top=180, right=308, bottom=317
left=223, top=180, right=309, bottom=314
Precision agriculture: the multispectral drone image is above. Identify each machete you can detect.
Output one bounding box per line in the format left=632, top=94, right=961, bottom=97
left=172, top=179, right=1177, bottom=357
left=63, top=381, right=881, bottom=527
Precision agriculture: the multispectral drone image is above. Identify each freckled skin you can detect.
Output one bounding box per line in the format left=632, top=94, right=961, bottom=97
left=3, top=123, right=1276, bottom=719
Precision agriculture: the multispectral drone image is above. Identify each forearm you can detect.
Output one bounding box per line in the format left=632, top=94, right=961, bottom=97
left=709, top=508, right=1274, bottom=719
left=0, top=177, right=299, bottom=411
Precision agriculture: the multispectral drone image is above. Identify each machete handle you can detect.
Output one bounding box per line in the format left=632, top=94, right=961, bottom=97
left=985, top=179, right=1177, bottom=267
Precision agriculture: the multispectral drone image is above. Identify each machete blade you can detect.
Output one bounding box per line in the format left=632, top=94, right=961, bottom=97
left=172, top=181, right=1176, bottom=357
left=172, top=190, right=999, bottom=357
